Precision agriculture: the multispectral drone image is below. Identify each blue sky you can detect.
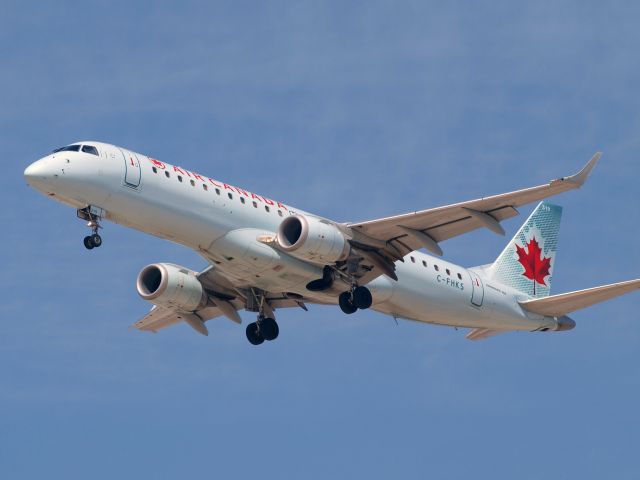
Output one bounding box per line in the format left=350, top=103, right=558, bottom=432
left=1, top=1, right=639, bottom=478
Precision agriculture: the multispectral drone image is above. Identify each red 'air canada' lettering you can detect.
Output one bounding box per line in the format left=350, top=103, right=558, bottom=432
left=147, top=158, right=288, bottom=210
left=235, top=186, right=249, bottom=196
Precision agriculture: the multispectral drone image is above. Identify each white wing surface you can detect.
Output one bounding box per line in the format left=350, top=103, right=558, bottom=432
left=132, top=265, right=323, bottom=335
left=347, top=153, right=600, bottom=260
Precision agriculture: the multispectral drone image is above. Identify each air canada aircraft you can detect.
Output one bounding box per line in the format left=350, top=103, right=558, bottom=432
left=24, top=143, right=639, bottom=344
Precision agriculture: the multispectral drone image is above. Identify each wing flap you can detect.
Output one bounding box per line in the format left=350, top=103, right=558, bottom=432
left=131, top=306, right=185, bottom=333
left=131, top=305, right=224, bottom=334
left=519, top=279, right=640, bottom=317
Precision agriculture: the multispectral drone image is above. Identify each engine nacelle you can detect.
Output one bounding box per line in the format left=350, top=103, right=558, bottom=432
left=276, top=214, right=349, bottom=263
left=136, top=263, right=207, bottom=311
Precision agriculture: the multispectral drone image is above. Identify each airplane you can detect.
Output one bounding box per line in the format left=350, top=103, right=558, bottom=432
left=23, top=142, right=639, bottom=344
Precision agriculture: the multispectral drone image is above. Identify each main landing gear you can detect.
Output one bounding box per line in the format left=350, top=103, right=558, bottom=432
left=245, top=316, right=279, bottom=345
left=77, top=206, right=104, bottom=250
left=245, top=290, right=280, bottom=346
left=338, top=285, right=373, bottom=314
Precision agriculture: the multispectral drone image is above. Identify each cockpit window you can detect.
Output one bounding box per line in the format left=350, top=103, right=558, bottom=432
left=81, top=145, right=99, bottom=156
left=53, top=145, right=81, bottom=153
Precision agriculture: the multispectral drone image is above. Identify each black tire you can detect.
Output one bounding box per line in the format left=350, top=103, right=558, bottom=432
left=339, top=291, right=358, bottom=314
left=91, top=234, right=102, bottom=247
left=246, top=322, right=264, bottom=345
left=352, top=286, right=373, bottom=310
left=260, top=318, right=279, bottom=341
left=83, top=236, right=94, bottom=250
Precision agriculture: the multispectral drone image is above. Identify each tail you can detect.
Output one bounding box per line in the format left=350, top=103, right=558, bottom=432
left=488, top=202, right=562, bottom=298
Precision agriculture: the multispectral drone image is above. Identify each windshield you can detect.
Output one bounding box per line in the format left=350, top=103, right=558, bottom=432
left=52, top=144, right=99, bottom=156
left=53, top=145, right=81, bottom=153
left=81, top=145, right=99, bottom=156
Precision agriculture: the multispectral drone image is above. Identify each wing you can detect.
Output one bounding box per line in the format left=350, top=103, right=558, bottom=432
left=347, top=153, right=601, bottom=264
left=132, top=265, right=325, bottom=335
left=131, top=305, right=225, bottom=335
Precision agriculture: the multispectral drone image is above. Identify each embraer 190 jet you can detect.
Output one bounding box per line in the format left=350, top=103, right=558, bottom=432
left=24, top=143, right=639, bottom=344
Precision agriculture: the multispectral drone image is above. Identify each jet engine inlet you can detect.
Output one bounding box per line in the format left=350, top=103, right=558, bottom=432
left=137, top=263, right=207, bottom=311
left=276, top=215, right=350, bottom=263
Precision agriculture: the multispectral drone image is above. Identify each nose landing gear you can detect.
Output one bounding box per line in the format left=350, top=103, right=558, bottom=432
left=77, top=206, right=104, bottom=250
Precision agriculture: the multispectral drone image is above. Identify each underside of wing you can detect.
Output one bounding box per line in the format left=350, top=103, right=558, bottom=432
left=132, top=264, right=329, bottom=336
left=131, top=304, right=228, bottom=335
left=347, top=153, right=600, bottom=262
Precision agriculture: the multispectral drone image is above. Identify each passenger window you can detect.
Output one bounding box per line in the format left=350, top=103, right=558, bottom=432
left=165, top=171, right=170, bottom=178
left=190, top=179, right=195, bottom=187
left=152, top=167, right=157, bottom=173
left=81, top=145, right=99, bottom=156
left=228, top=192, right=233, bottom=200
left=202, top=184, right=208, bottom=191
left=265, top=206, right=270, bottom=212
left=434, top=265, right=439, bottom=272
left=278, top=210, right=283, bottom=217
left=253, top=201, right=258, bottom=208
left=215, top=188, right=220, bottom=195
left=457, top=273, right=463, bottom=280
left=446, top=269, right=451, bottom=276
left=240, top=197, right=245, bottom=204
left=422, top=260, right=427, bottom=267
left=410, top=256, right=415, bottom=263
left=177, top=175, right=183, bottom=182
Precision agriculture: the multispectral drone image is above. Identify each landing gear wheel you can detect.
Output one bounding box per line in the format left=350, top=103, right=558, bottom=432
left=260, top=317, right=279, bottom=341
left=90, top=234, right=102, bottom=248
left=339, top=291, right=358, bottom=314
left=352, top=286, right=372, bottom=310
left=246, top=322, right=264, bottom=345
left=83, top=236, right=94, bottom=250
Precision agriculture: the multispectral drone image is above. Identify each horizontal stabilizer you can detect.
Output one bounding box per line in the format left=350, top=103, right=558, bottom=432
left=519, top=279, right=640, bottom=317
left=466, top=328, right=511, bottom=341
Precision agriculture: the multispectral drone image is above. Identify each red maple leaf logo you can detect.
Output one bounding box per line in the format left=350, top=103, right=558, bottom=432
left=515, top=236, right=552, bottom=294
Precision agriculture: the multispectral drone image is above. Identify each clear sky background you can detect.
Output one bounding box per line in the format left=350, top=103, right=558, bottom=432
left=1, top=1, right=639, bottom=478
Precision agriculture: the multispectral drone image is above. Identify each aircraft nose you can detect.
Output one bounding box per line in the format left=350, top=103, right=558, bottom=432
left=24, top=159, right=43, bottom=179
left=24, top=158, right=52, bottom=190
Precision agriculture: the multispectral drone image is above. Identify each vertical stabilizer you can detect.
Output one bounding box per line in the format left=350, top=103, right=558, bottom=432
left=489, top=202, right=562, bottom=298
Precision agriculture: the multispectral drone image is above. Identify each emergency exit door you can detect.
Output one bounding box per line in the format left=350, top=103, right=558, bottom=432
left=469, top=271, right=484, bottom=307
left=121, top=148, right=141, bottom=188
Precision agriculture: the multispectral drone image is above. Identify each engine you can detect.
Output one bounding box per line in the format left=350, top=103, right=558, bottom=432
left=136, top=263, right=207, bottom=311
left=276, top=214, right=349, bottom=263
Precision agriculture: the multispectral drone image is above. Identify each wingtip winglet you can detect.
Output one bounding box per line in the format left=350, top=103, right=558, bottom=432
left=567, top=151, right=602, bottom=186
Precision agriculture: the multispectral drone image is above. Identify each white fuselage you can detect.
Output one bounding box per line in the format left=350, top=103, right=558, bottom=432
left=24, top=141, right=563, bottom=333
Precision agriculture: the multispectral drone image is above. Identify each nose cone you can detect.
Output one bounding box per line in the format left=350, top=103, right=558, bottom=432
left=24, top=158, right=52, bottom=191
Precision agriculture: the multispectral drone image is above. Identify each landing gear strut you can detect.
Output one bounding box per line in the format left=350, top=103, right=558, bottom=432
left=245, top=290, right=280, bottom=345
left=339, top=285, right=373, bottom=314
left=77, top=206, right=104, bottom=250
